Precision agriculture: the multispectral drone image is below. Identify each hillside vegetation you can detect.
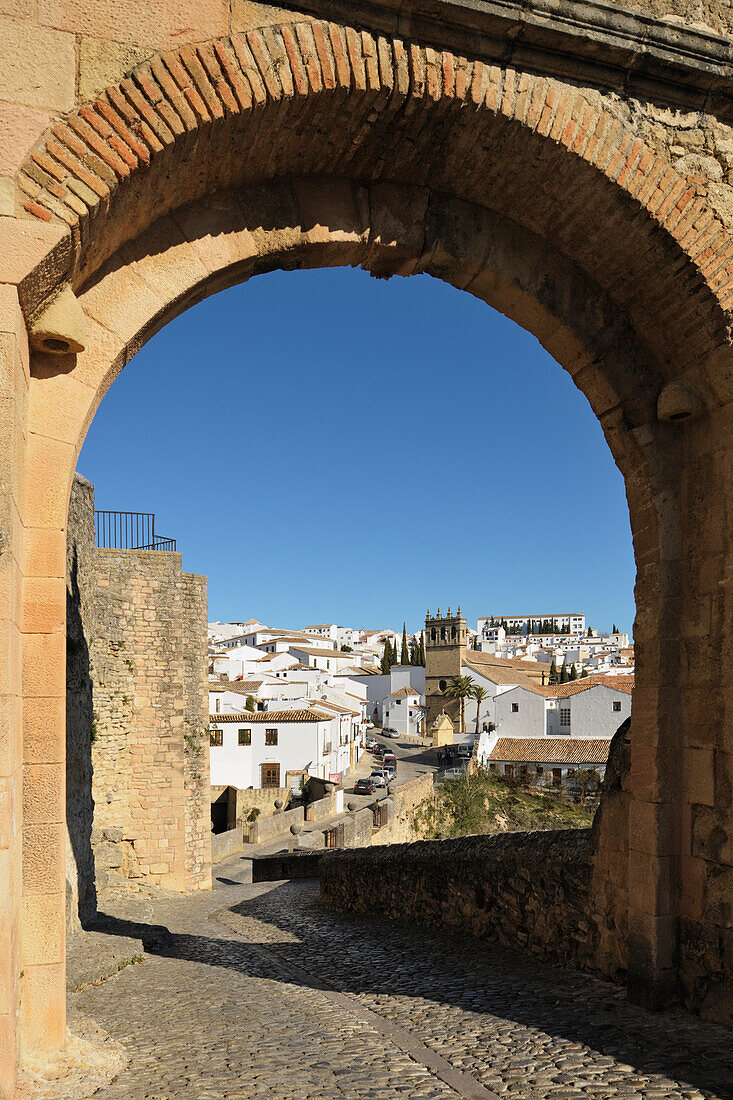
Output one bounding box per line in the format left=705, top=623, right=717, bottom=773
left=412, top=770, right=596, bottom=840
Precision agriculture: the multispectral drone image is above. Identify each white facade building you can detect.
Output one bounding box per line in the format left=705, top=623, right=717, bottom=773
left=288, top=645, right=359, bottom=673
left=478, top=612, right=586, bottom=636
left=476, top=677, right=633, bottom=786
left=209, top=708, right=338, bottom=789
left=381, top=686, right=425, bottom=737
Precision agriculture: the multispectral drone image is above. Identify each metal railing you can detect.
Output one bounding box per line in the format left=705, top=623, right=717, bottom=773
left=95, top=510, right=176, bottom=551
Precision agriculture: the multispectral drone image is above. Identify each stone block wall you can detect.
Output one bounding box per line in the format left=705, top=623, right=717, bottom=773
left=211, top=784, right=292, bottom=824
left=372, top=773, right=434, bottom=846
left=65, top=475, right=211, bottom=928
left=320, top=829, right=597, bottom=971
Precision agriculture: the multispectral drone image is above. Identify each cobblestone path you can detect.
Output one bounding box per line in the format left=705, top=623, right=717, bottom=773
left=72, top=857, right=733, bottom=1100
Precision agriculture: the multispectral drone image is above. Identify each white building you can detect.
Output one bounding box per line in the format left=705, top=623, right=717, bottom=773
left=304, top=624, right=339, bottom=643
left=477, top=677, right=633, bottom=787
left=288, top=645, right=359, bottom=673
left=209, top=708, right=338, bottom=789
left=348, top=664, right=425, bottom=723
left=478, top=612, right=586, bottom=636
left=381, top=686, right=425, bottom=738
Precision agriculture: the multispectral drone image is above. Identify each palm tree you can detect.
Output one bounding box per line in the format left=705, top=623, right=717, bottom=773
left=443, top=674, right=476, bottom=736
left=472, top=685, right=490, bottom=738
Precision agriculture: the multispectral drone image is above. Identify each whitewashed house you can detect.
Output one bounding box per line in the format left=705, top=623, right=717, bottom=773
left=209, top=708, right=337, bottom=789
left=381, top=686, right=425, bottom=738
left=304, top=624, right=339, bottom=643
left=288, top=645, right=359, bottom=673
left=477, top=677, right=633, bottom=787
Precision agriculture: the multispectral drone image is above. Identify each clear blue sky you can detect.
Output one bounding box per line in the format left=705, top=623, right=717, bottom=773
left=77, top=267, right=636, bottom=637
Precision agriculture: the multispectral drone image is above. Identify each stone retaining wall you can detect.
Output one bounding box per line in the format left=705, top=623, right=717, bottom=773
left=372, top=773, right=434, bottom=846
left=305, top=791, right=339, bottom=822
left=247, top=805, right=304, bottom=844
left=319, top=829, right=597, bottom=972
left=211, top=826, right=244, bottom=863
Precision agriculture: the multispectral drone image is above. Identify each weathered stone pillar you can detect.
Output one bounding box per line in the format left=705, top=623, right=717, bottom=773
left=0, top=285, right=29, bottom=1097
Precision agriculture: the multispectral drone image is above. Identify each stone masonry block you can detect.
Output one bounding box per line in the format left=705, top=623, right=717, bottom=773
left=0, top=18, right=74, bottom=111
left=38, top=0, right=229, bottom=50
left=22, top=762, right=64, bottom=826
left=0, top=104, right=50, bottom=176
left=22, top=822, right=64, bottom=894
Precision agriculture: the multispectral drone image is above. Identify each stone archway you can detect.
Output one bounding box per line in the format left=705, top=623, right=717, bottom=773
left=2, top=9, right=733, bottom=1094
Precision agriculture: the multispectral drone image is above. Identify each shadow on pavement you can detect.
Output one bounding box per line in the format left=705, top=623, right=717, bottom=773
left=88, top=878, right=733, bottom=1100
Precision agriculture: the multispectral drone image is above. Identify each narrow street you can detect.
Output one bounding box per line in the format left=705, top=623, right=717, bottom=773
left=66, top=856, right=733, bottom=1100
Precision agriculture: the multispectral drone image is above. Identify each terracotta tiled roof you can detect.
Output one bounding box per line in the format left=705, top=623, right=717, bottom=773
left=209, top=709, right=333, bottom=723
left=208, top=680, right=264, bottom=693
left=388, top=686, right=422, bottom=698
left=313, top=699, right=361, bottom=716
left=289, top=645, right=354, bottom=658
left=513, top=676, right=634, bottom=698
left=488, top=737, right=612, bottom=764
left=463, top=654, right=540, bottom=686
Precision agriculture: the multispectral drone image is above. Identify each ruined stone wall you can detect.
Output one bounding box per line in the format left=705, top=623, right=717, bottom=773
left=65, top=475, right=211, bottom=920
left=91, top=548, right=210, bottom=892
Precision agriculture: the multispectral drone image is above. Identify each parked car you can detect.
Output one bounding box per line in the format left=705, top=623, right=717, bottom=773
left=455, top=744, right=472, bottom=758
left=354, top=777, right=375, bottom=794
left=382, top=752, right=397, bottom=769
left=370, top=769, right=389, bottom=788
left=381, top=727, right=398, bottom=738
left=366, top=738, right=380, bottom=752
left=383, top=765, right=397, bottom=784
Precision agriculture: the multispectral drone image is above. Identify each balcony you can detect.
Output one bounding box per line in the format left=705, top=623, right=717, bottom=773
left=95, top=510, right=176, bottom=551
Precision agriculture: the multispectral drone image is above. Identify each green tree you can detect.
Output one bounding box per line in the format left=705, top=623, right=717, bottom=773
left=548, top=659, right=558, bottom=685
left=560, top=660, right=569, bottom=684
left=612, top=623, right=619, bottom=634
left=401, top=622, right=409, bottom=665
left=419, top=633, right=426, bottom=666
left=380, top=641, right=392, bottom=674
left=580, top=667, right=589, bottom=678
left=443, top=674, right=476, bottom=735
left=569, top=663, right=578, bottom=681
left=472, top=685, right=490, bottom=738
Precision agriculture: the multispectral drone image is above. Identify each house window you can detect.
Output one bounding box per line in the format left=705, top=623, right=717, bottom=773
left=215, top=698, right=220, bottom=713
left=265, top=729, right=278, bottom=746
left=395, top=698, right=401, bottom=705
left=261, top=763, right=280, bottom=788
left=560, top=707, right=571, bottom=727
left=238, top=729, right=251, bottom=746
left=613, top=701, right=621, bottom=711
left=511, top=703, right=519, bottom=713
left=210, top=729, right=223, bottom=747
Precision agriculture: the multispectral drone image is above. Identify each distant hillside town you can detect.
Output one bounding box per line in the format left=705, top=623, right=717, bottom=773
left=207, top=610, right=633, bottom=796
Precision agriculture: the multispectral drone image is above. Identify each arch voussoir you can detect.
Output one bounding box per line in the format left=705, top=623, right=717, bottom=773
left=10, top=16, right=733, bottom=377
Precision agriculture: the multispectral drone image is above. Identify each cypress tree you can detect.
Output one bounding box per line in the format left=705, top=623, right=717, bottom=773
left=380, top=642, right=391, bottom=675
left=549, top=659, right=558, bottom=685
left=401, top=622, right=409, bottom=665
left=612, top=623, right=619, bottom=634
left=569, top=663, right=578, bottom=681
left=560, top=660, right=569, bottom=684
left=419, top=634, right=426, bottom=666
left=580, top=667, right=589, bottom=678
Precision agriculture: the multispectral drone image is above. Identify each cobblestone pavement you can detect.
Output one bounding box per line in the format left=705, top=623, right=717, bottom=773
left=72, top=856, right=733, bottom=1100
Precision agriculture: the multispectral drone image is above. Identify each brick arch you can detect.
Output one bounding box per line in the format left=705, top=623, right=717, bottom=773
left=13, top=14, right=733, bottom=1084
left=16, top=19, right=733, bottom=382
